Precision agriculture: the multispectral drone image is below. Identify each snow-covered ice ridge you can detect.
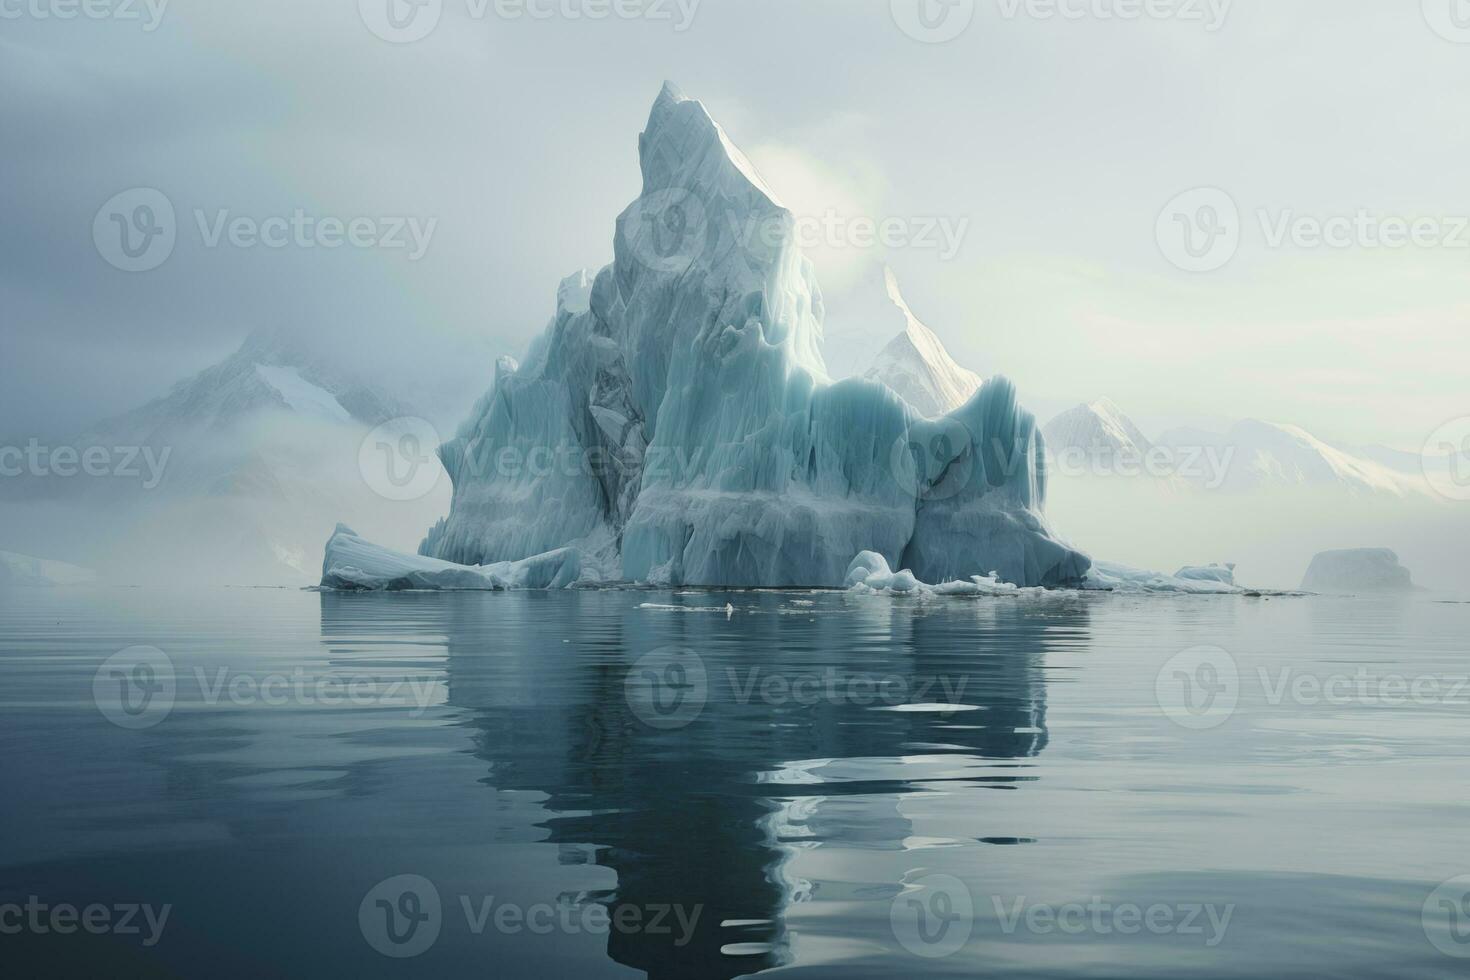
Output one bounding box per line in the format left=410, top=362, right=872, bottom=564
left=333, top=83, right=1090, bottom=590
left=861, top=266, right=982, bottom=418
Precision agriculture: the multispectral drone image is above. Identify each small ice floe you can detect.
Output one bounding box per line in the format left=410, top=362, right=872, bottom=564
left=637, top=602, right=730, bottom=613
left=843, top=552, right=1026, bottom=597
left=874, top=703, right=983, bottom=713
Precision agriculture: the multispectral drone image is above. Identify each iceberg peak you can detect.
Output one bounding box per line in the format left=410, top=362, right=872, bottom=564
left=637, top=81, right=784, bottom=208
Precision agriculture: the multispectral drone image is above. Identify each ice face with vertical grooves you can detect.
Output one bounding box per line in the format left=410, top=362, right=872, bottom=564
left=378, top=82, right=1090, bottom=589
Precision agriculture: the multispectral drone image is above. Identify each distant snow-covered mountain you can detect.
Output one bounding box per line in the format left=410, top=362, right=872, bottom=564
left=859, top=266, right=982, bottom=418
left=0, top=327, right=456, bottom=584
left=1043, top=398, right=1153, bottom=459
left=84, top=327, right=409, bottom=449
left=1157, top=419, right=1430, bottom=497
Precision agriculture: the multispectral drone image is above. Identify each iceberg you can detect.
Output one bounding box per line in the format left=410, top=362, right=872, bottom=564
left=1174, top=563, right=1237, bottom=587
left=320, top=525, right=584, bottom=591
left=329, top=83, right=1089, bottom=591
left=1083, top=560, right=1242, bottom=594
left=1300, top=548, right=1416, bottom=593
left=0, top=550, right=97, bottom=588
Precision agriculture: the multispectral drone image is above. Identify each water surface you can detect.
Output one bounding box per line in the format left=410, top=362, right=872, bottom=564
left=1, top=587, right=1466, bottom=977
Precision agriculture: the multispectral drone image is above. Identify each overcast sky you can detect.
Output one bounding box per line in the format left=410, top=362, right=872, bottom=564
left=3, top=0, right=1466, bottom=448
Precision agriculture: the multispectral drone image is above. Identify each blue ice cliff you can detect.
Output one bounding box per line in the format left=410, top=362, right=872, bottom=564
left=323, top=83, right=1090, bottom=590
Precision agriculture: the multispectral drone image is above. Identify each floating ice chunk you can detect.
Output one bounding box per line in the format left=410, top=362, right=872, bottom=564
left=843, top=552, right=1022, bottom=596
left=1174, top=563, right=1237, bottom=587
left=1083, top=559, right=1242, bottom=594
left=320, top=525, right=583, bottom=591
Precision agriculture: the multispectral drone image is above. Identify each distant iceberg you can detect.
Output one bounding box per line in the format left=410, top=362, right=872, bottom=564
left=0, top=551, right=97, bottom=587
left=329, top=83, right=1089, bottom=591
left=1300, top=548, right=1416, bottom=593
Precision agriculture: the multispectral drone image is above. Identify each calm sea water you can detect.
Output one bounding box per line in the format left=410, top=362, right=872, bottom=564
left=1, top=586, right=1467, bottom=978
